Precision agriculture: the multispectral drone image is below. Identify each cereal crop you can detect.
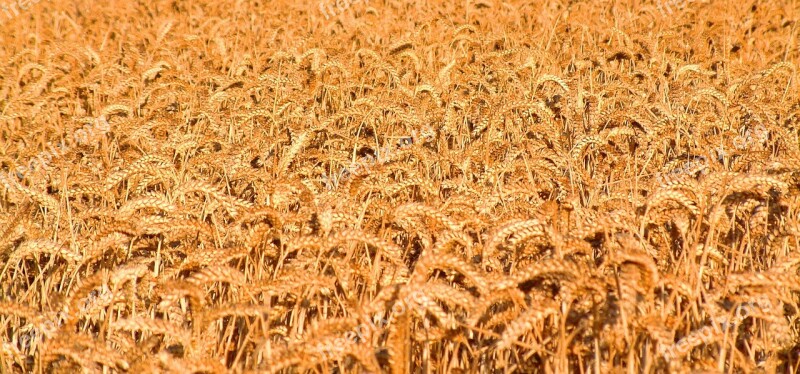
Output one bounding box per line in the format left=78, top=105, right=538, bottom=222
left=1, top=0, right=800, bottom=372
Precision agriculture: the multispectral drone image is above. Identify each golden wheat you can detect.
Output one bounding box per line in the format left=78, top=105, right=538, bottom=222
left=1, top=0, right=799, bottom=372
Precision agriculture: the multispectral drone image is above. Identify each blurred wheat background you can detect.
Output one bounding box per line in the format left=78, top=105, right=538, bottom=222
left=1, top=0, right=800, bottom=372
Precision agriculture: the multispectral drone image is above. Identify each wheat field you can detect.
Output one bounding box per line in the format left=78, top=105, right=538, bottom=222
left=1, top=0, right=799, bottom=372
